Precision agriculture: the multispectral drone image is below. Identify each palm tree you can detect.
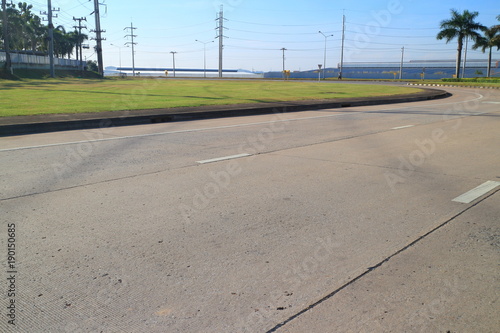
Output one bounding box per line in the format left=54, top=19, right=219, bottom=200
left=492, top=15, right=500, bottom=45
left=53, top=25, right=76, bottom=59
left=437, top=9, right=486, bottom=78
left=472, top=26, right=500, bottom=77
left=67, top=30, right=88, bottom=61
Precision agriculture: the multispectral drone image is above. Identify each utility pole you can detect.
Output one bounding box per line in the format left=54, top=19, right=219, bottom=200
left=399, top=46, right=404, bottom=80
left=124, top=22, right=137, bottom=76
left=281, top=47, right=287, bottom=80
left=319, top=31, right=333, bottom=80
left=340, top=13, right=345, bottom=79
left=2, top=0, right=12, bottom=74
left=47, top=0, right=56, bottom=78
left=170, top=51, right=177, bottom=77
left=91, top=0, right=105, bottom=76
left=216, top=5, right=226, bottom=78
left=73, top=17, right=87, bottom=71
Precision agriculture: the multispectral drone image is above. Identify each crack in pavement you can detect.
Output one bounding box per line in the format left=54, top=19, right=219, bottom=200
left=265, top=188, right=500, bottom=333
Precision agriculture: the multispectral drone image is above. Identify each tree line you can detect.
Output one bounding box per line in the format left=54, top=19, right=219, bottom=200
left=1, top=2, right=88, bottom=59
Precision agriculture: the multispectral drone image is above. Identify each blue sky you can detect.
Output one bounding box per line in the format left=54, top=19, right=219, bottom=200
left=29, top=0, right=500, bottom=71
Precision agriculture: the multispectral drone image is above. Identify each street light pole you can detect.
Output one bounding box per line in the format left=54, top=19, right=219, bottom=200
left=196, top=40, right=214, bottom=78
left=319, top=31, right=333, bottom=80
left=399, top=46, right=404, bottom=80
left=170, top=51, right=177, bottom=77
left=110, top=43, right=122, bottom=69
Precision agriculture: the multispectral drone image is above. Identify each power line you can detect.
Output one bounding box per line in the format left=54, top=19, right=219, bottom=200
left=229, top=28, right=339, bottom=36
left=229, top=37, right=340, bottom=44
left=228, top=18, right=340, bottom=27
left=346, top=21, right=438, bottom=30
left=344, top=30, right=436, bottom=38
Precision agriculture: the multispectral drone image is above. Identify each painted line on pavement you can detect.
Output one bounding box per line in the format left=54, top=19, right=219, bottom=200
left=391, top=125, right=414, bottom=130
left=452, top=181, right=500, bottom=204
left=197, top=153, right=252, bottom=164
left=482, top=101, right=500, bottom=104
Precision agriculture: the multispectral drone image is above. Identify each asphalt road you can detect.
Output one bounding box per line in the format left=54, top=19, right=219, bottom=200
left=0, top=86, right=499, bottom=332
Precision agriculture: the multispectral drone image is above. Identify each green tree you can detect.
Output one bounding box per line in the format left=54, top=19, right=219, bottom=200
left=472, top=26, right=500, bottom=77
left=1, top=2, right=23, bottom=50
left=17, top=2, right=34, bottom=50
left=492, top=15, right=500, bottom=44
left=86, top=60, right=98, bottom=72
left=18, top=2, right=46, bottom=52
left=1, top=2, right=45, bottom=53
left=437, top=9, right=486, bottom=78
left=53, top=25, right=77, bottom=59
left=69, top=30, right=88, bottom=62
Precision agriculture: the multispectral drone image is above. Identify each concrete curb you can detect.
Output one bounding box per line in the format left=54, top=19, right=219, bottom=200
left=0, top=88, right=449, bottom=137
left=407, top=83, right=500, bottom=89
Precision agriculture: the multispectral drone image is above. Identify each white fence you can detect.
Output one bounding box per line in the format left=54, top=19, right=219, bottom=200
left=0, top=51, right=84, bottom=69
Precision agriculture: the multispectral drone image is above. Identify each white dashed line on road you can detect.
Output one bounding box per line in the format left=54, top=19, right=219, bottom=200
left=196, top=153, right=252, bottom=164
left=391, top=125, right=414, bottom=130
left=452, top=181, right=500, bottom=204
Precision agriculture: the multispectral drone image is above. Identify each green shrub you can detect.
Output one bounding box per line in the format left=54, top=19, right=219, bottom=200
left=441, top=78, right=500, bottom=83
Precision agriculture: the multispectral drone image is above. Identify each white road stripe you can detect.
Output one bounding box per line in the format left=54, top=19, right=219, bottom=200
left=391, top=125, right=414, bottom=130
left=482, top=102, right=500, bottom=104
left=197, top=153, right=252, bottom=164
left=452, top=181, right=500, bottom=204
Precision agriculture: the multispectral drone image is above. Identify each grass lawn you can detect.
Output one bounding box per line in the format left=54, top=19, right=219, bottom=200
left=0, top=78, right=423, bottom=117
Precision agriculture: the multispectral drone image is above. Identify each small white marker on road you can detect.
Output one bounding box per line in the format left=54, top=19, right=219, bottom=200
left=452, top=181, right=500, bottom=204
left=391, top=125, right=414, bottom=130
left=197, top=153, right=252, bottom=164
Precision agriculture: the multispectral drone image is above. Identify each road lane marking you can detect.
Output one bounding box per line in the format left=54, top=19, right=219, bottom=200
left=197, top=153, right=252, bottom=164
left=482, top=101, right=500, bottom=104
left=391, top=125, right=414, bottom=130
left=452, top=181, right=500, bottom=204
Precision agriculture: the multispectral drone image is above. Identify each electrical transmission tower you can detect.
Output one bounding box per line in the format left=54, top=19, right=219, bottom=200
left=91, top=0, right=106, bottom=76
left=124, top=23, right=137, bottom=77
left=215, top=5, right=227, bottom=78
left=73, top=17, right=87, bottom=71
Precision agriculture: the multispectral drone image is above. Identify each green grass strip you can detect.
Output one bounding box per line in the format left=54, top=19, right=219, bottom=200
left=0, top=78, right=423, bottom=117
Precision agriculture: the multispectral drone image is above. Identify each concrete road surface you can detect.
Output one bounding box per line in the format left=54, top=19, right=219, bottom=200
left=1, top=86, right=499, bottom=332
